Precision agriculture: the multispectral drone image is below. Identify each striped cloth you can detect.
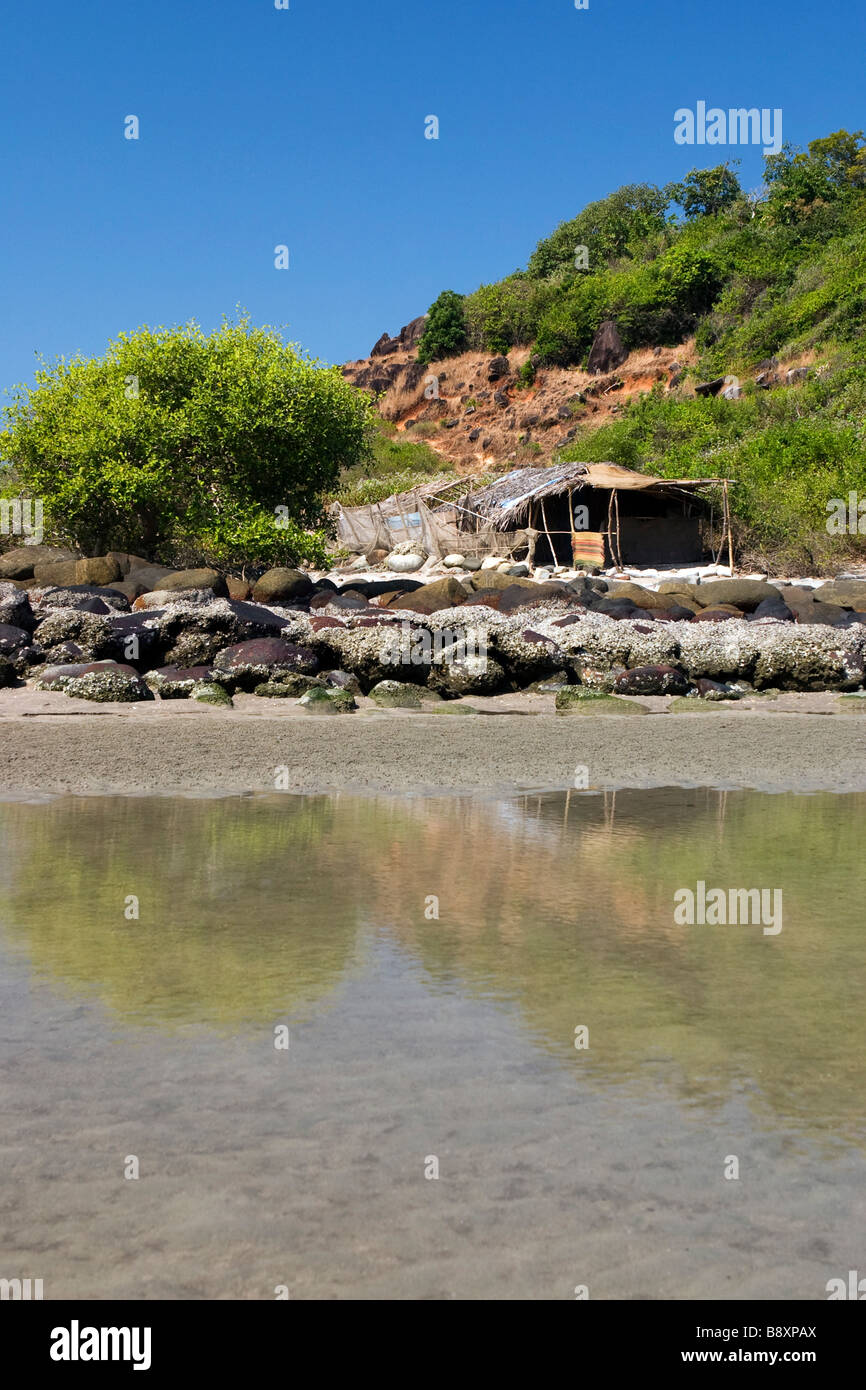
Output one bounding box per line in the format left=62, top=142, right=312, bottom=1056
left=571, top=531, right=606, bottom=568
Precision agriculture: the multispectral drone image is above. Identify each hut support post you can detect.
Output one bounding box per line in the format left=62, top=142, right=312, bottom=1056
left=613, top=489, right=623, bottom=570
left=723, top=480, right=734, bottom=575
left=539, top=496, right=556, bottom=567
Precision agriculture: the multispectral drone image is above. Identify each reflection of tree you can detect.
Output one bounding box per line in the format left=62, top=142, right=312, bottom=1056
left=1, top=787, right=863, bottom=1146
left=0, top=796, right=367, bottom=1031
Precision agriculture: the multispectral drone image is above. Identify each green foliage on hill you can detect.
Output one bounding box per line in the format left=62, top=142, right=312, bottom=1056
left=417, top=290, right=468, bottom=364
left=1, top=315, right=373, bottom=569
left=423, top=130, right=866, bottom=375
left=415, top=129, right=866, bottom=567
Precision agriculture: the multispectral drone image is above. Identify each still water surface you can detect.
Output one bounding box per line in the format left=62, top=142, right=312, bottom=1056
left=0, top=788, right=863, bottom=1299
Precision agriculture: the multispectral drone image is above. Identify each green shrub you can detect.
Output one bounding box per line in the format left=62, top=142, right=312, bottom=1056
left=0, top=315, right=373, bottom=565
left=417, top=291, right=468, bottom=363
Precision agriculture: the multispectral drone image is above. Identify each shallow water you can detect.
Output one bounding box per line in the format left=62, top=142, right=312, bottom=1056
left=0, top=787, right=864, bottom=1300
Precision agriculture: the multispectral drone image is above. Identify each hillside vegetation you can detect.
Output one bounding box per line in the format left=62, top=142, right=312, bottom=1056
left=408, top=130, right=866, bottom=571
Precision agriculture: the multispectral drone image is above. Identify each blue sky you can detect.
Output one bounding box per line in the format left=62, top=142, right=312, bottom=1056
left=1, top=0, right=863, bottom=395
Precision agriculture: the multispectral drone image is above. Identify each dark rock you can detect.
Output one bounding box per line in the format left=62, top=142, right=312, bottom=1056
left=212, top=638, right=319, bottom=691
left=487, top=356, right=510, bottom=382
left=322, top=669, right=362, bottom=694
left=696, top=678, right=743, bottom=701
left=586, top=320, right=628, bottom=375
left=0, top=623, right=32, bottom=657
left=694, top=378, right=726, bottom=398
left=614, top=664, right=690, bottom=696
left=0, top=582, right=36, bottom=631
left=750, top=596, right=795, bottom=622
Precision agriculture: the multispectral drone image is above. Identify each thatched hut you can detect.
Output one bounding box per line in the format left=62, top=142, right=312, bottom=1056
left=455, top=462, right=732, bottom=569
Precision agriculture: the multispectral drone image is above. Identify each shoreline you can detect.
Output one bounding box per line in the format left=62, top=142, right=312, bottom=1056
left=3, top=691, right=866, bottom=797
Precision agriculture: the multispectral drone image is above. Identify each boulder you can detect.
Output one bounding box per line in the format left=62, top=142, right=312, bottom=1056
left=74, top=556, right=122, bottom=586
left=586, top=320, right=628, bottom=376
left=322, top=669, right=362, bottom=695
left=33, top=559, right=80, bottom=587
left=104, top=551, right=153, bottom=578
left=0, top=623, right=32, bottom=658
left=696, top=678, right=743, bottom=701
left=487, top=355, right=510, bottom=381
left=254, top=676, right=323, bottom=697
left=0, top=654, right=16, bottom=688
left=34, top=585, right=130, bottom=614
left=251, top=568, right=314, bottom=604
left=226, top=576, right=252, bottom=601
left=386, top=552, right=425, bottom=573
left=606, top=581, right=675, bottom=611
left=0, top=545, right=76, bottom=581
left=427, top=644, right=506, bottom=696
left=389, top=575, right=469, bottom=615
left=159, top=568, right=228, bottom=597
left=298, top=686, right=356, bottom=714
left=443, top=554, right=467, bottom=568
left=0, top=582, right=35, bottom=631
left=818, top=579, right=866, bottom=609
left=692, top=579, right=779, bottom=611
left=369, top=679, right=423, bottom=709
left=212, top=637, right=319, bottom=691
left=35, top=660, right=113, bottom=691
left=126, top=563, right=175, bottom=593
left=613, top=664, right=690, bottom=696
left=33, top=611, right=118, bottom=661
left=190, top=683, right=233, bottom=708
left=63, top=663, right=153, bottom=702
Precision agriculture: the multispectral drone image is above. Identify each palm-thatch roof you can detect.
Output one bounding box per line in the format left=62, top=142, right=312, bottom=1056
left=464, top=462, right=725, bottom=530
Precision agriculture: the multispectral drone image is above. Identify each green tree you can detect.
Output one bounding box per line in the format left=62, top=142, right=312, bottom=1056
left=417, top=290, right=468, bottom=363
left=1, top=315, right=373, bottom=567
left=669, top=163, right=742, bottom=219
left=527, top=184, right=672, bottom=278
left=764, top=130, right=866, bottom=223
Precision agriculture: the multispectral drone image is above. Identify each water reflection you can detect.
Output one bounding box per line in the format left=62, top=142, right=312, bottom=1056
left=0, top=788, right=863, bottom=1144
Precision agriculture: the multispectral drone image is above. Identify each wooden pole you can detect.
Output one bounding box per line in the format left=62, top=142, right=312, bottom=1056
left=614, top=489, right=623, bottom=570
left=605, top=491, right=615, bottom=568
left=723, top=480, right=734, bottom=575
left=539, top=495, right=556, bottom=566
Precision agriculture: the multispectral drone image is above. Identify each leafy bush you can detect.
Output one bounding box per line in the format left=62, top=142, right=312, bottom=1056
left=0, top=315, right=373, bottom=566
left=417, top=291, right=468, bottom=363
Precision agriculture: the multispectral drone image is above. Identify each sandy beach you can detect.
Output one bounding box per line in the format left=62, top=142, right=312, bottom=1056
left=3, top=687, right=866, bottom=797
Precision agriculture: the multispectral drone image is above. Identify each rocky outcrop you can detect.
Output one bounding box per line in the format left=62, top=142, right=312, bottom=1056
left=586, top=320, right=628, bottom=375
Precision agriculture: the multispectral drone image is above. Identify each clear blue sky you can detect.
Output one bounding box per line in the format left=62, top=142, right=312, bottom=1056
left=1, top=0, right=863, bottom=395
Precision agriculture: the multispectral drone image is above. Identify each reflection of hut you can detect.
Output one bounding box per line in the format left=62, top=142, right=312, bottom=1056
left=458, top=462, right=732, bottom=569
